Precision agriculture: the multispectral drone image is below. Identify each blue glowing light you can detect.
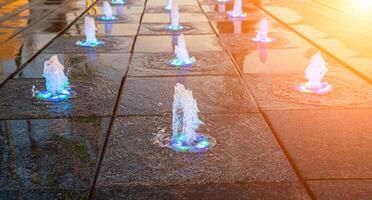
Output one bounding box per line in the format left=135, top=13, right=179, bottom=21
left=169, top=133, right=216, bottom=153
left=97, top=15, right=118, bottom=21
left=35, top=87, right=71, bottom=102
left=111, top=0, right=125, bottom=5
left=76, top=40, right=103, bottom=47
left=295, top=82, right=332, bottom=94
left=251, top=37, right=275, bottom=43
left=167, top=57, right=196, bottom=67
left=164, top=24, right=184, bottom=31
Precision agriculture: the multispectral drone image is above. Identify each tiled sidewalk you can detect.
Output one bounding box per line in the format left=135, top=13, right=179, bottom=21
left=0, top=0, right=371, bottom=199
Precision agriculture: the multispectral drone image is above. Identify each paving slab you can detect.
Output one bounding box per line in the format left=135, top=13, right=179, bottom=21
left=139, top=22, right=214, bottom=35
left=44, top=36, right=134, bottom=54
left=67, top=23, right=139, bottom=37
left=245, top=72, right=372, bottom=110
left=211, top=19, right=289, bottom=34
left=145, top=5, right=202, bottom=13
left=147, top=0, right=199, bottom=7
left=95, top=5, right=144, bottom=15
left=231, top=47, right=346, bottom=74
left=78, top=13, right=142, bottom=24
left=142, top=13, right=208, bottom=23
left=95, top=114, right=310, bottom=199
left=308, top=180, right=372, bottom=200
left=118, top=76, right=258, bottom=115
left=127, top=51, right=238, bottom=77
left=134, top=35, right=222, bottom=52
left=265, top=109, right=372, bottom=179
left=0, top=117, right=110, bottom=199
left=218, top=31, right=313, bottom=53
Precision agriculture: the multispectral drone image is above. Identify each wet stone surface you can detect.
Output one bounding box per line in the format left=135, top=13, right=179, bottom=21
left=67, top=23, right=139, bottom=36
left=0, top=77, right=122, bottom=119
left=78, top=13, right=142, bottom=24
left=145, top=5, right=202, bottom=13
left=44, top=36, right=134, bottom=54
left=127, top=51, right=238, bottom=77
left=244, top=72, right=372, bottom=110
left=118, top=76, right=259, bottom=115
left=0, top=117, right=110, bottom=199
left=95, top=114, right=309, bottom=199
left=16, top=53, right=130, bottom=79
left=139, top=22, right=214, bottom=35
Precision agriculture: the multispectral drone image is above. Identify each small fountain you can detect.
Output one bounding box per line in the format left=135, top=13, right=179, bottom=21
left=97, top=1, right=117, bottom=21
left=34, top=55, right=71, bottom=102
left=111, top=0, right=125, bottom=5
left=252, top=18, right=274, bottom=43
left=169, top=83, right=216, bottom=152
left=164, top=3, right=183, bottom=31
left=218, top=0, right=229, bottom=2
left=228, top=0, right=246, bottom=18
left=76, top=16, right=103, bottom=47
left=168, top=34, right=196, bottom=67
left=295, top=52, right=332, bottom=94
left=164, top=0, right=172, bottom=10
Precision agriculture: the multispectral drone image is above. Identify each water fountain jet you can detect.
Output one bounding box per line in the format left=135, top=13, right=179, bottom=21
left=164, top=3, right=183, bottom=31
left=34, top=55, right=71, bottom=102
left=252, top=18, right=274, bottom=43
left=76, top=16, right=103, bottom=47
left=111, top=0, right=125, bottom=5
left=168, top=34, right=196, bottom=67
left=228, top=0, right=246, bottom=18
left=97, top=1, right=117, bottom=21
left=169, top=83, right=216, bottom=152
left=295, top=52, right=332, bottom=94
left=164, top=0, right=172, bottom=10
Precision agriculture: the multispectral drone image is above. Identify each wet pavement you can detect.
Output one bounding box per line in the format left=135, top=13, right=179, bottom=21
left=0, top=0, right=372, bottom=199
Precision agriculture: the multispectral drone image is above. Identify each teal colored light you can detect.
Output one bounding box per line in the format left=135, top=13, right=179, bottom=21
left=164, top=24, right=184, bottom=31
left=167, top=57, right=196, bottom=67
left=111, top=0, right=125, bottom=5
left=76, top=40, right=103, bottom=48
left=97, top=16, right=118, bottom=21
left=169, top=133, right=215, bottom=153
left=35, top=89, right=71, bottom=102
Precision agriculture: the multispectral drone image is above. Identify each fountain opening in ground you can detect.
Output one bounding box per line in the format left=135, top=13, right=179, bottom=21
left=295, top=52, right=332, bottom=94
left=167, top=34, right=196, bottom=67
left=164, top=0, right=172, bottom=10
left=252, top=18, right=275, bottom=43
left=164, top=3, right=183, bottom=31
left=76, top=16, right=103, bottom=47
left=34, top=55, right=71, bottom=102
left=169, top=83, right=216, bottom=152
left=97, top=1, right=117, bottom=21
left=111, top=0, right=125, bottom=5
left=228, top=0, right=247, bottom=18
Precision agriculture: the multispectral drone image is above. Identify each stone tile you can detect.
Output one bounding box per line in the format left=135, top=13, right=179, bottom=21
left=118, top=76, right=258, bottom=115
left=0, top=76, right=122, bottom=119
left=0, top=117, right=110, bottom=198
left=308, top=180, right=372, bottom=200
left=0, top=73, right=10, bottom=84
left=127, top=51, right=238, bottom=77
left=44, top=36, right=134, bottom=54
left=15, top=53, right=130, bottom=79
left=211, top=19, right=288, bottom=34
left=232, top=48, right=346, bottom=74
left=245, top=72, right=372, bottom=111
left=96, top=114, right=309, bottom=199
left=79, top=13, right=141, bottom=24
left=147, top=0, right=199, bottom=6
left=94, top=182, right=311, bottom=200
left=95, top=5, right=144, bottom=15
left=145, top=5, right=202, bottom=13
left=139, top=22, right=214, bottom=35
left=206, top=10, right=264, bottom=22
left=67, top=23, right=139, bottom=36
left=218, top=31, right=313, bottom=53
left=265, top=109, right=372, bottom=179
left=134, top=35, right=222, bottom=52
left=142, top=13, right=208, bottom=23
left=97, top=0, right=146, bottom=6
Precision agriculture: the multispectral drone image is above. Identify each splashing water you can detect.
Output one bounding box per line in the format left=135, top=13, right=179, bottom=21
left=295, top=52, right=332, bottom=94
left=252, top=18, right=274, bottom=43
left=76, top=16, right=103, bottom=47
left=233, top=20, right=242, bottom=34
left=164, top=3, right=183, bottom=31
left=169, top=83, right=215, bottom=153
left=218, top=3, right=226, bottom=12
left=228, top=0, right=247, bottom=18
left=167, top=34, right=196, bottom=67
left=35, top=55, right=71, bottom=102
left=164, top=0, right=172, bottom=10
left=111, top=0, right=125, bottom=5
left=97, top=1, right=117, bottom=21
